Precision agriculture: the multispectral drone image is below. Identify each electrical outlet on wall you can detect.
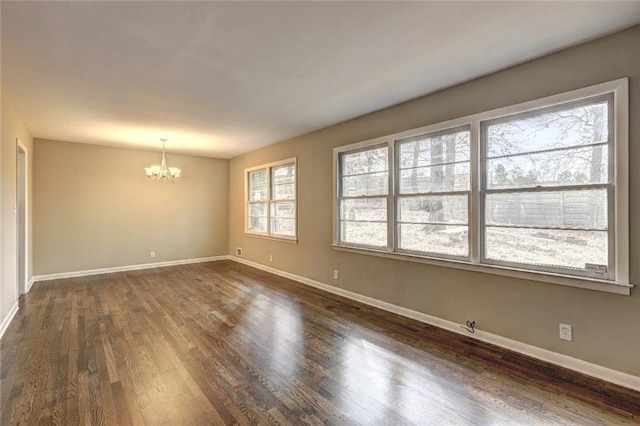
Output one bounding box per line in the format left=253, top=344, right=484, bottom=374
left=333, top=270, right=339, bottom=280
left=559, top=323, right=573, bottom=341
left=236, top=247, right=243, bottom=256
left=269, top=255, right=273, bottom=262
left=150, top=251, right=156, bottom=258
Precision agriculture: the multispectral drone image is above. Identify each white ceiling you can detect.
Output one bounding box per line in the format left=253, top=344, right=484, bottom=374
left=2, top=2, right=639, bottom=159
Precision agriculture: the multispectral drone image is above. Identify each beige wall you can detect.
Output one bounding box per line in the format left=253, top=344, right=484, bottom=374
left=229, top=26, right=640, bottom=376
left=1, top=91, right=33, bottom=325
left=33, top=139, right=228, bottom=275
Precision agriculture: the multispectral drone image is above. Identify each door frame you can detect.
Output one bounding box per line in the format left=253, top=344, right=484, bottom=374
left=16, top=138, right=29, bottom=294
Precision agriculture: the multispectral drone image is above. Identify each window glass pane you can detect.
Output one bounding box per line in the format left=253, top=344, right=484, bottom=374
left=248, top=217, right=267, bottom=233
left=487, top=145, right=608, bottom=189
left=487, top=101, right=608, bottom=158
left=398, top=224, right=468, bottom=257
left=249, top=202, right=267, bottom=217
left=340, top=198, right=386, bottom=221
left=272, top=164, right=295, bottom=184
left=270, top=201, right=296, bottom=219
left=342, top=172, right=388, bottom=197
left=485, top=227, right=607, bottom=270
left=341, top=146, right=388, bottom=176
left=339, top=197, right=387, bottom=247
left=398, top=195, right=467, bottom=224
left=399, top=129, right=470, bottom=168
left=271, top=218, right=295, bottom=236
left=273, top=182, right=295, bottom=200
left=340, top=221, right=387, bottom=247
left=272, top=164, right=296, bottom=200
left=486, top=190, right=607, bottom=230
left=249, top=170, right=267, bottom=201
left=399, top=163, right=470, bottom=194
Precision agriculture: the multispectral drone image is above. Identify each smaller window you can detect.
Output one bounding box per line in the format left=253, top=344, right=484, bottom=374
left=245, top=158, right=297, bottom=240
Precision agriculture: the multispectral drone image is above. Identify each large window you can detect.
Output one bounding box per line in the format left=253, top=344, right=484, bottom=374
left=246, top=158, right=297, bottom=240
left=482, top=97, right=612, bottom=278
left=334, top=79, right=629, bottom=294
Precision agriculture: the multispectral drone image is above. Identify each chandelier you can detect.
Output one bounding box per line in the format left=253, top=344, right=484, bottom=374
left=144, top=138, right=181, bottom=183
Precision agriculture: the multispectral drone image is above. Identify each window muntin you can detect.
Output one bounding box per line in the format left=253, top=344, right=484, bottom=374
left=481, top=96, right=613, bottom=278
left=333, top=79, right=628, bottom=291
left=396, top=128, right=471, bottom=258
left=245, top=159, right=297, bottom=240
left=338, top=145, right=388, bottom=248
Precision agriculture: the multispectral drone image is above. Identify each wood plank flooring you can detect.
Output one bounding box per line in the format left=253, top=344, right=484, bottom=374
left=1, top=260, right=638, bottom=425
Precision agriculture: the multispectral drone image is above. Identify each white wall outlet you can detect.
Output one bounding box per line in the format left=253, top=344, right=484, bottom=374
left=235, top=247, right=243, bottom=256
left=333, top=270, right=339, bottom=280
left=269, top=254, right=273, bottom=262
left=150, top=251, right=156, bottom=258
left=559, top=323, right=573, bottom=341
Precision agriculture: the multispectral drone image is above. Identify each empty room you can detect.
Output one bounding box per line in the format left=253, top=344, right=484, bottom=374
left=1, top=2, right=639, bottom=424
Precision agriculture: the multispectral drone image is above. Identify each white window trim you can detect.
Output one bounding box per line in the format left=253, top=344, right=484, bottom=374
left=244, top=157, right=298, bottom=242
left=333, top=78, right=630, bottom=295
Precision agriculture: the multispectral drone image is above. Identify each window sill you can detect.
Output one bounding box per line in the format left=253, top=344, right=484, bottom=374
left=332, top=244, right=632, bottom=296
left=244, top=232, right=298, bottom=244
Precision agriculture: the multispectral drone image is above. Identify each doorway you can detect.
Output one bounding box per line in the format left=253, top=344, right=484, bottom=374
left=17, top=140, right=28, bottom=294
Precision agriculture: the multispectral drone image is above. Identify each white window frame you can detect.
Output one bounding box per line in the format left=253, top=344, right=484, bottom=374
left=245, top=158, right=298, bottom=242
left=337, top=143, right=390, bottom=250
left=333, top=79, right=630, bottom=295
left=395, top=125, right=472, bottom=261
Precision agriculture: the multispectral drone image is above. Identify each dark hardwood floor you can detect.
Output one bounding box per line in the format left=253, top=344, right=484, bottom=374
left=1, top=260, right=638, bottom=425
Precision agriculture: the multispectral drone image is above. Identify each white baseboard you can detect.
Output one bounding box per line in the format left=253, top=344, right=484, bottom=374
left=32, top=256, right=227, bottom=282
left=25, top=277, right=35, bottom=293
left=0, top=302, right=19, bottom=340
left=229, top=256, right=640, bottom=393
